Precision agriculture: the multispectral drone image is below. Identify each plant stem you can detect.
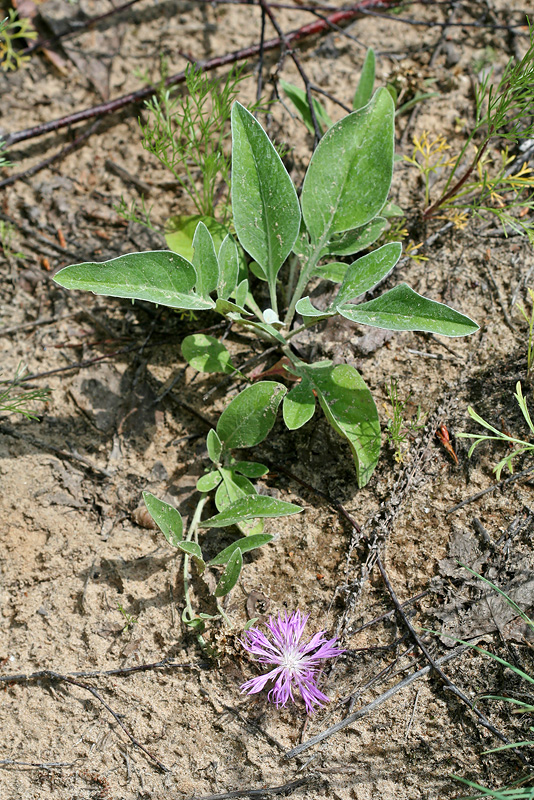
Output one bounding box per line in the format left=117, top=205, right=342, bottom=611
left=182, top=495, right=209, bottom=647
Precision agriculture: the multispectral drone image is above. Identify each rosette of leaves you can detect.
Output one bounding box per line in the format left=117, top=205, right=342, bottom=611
left=55, top=88, right=478, bottom=487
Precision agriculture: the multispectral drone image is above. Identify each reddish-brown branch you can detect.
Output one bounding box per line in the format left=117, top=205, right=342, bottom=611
left=423, top=140, right=489, bottom=218
left=2, top=0, right=400, bottom=150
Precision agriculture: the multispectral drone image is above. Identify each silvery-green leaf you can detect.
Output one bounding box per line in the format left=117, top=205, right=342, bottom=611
left=235, top=279, right=249, bottom=308
left=232, top=461, right=269, bottom=478
left=231, top=102, right=301, bottom=291
left=353, top=48, right=375, bottom=110
left=206, top=429, right=222, bottom=464
left=216, top=382, right=287, bottom=449
left=196, top=470, right=223, bottom=492
left=54, top=251, right=215, bottom=310
left=201, top=495, right=302, bottom=527
left=301, top=89, right=394, bottom=242
left=176, top=541, right=205, bottom=573
left=182, top=333, right=234, bottom=374
left=295, top=297, right=336, bottom=319
left=209, top=533, right=274, bottom=565
left=143, top=492, right=183, bottom=546
left=214, top=548, right=243, bottom=596
left=321, top=217, right=387, bottom=258
left=334, top=242, right=402, bottom=306
left=217, top=234, right=239, bottom=300
left=279, top=79, right=333, bottom=136
left=283, top=379, right=316, bottom=430
left=192, top=221, right=219, bottom=297
left=338, top=283, right=479, bottom=337
left=312, top=263, right=348, bottom=283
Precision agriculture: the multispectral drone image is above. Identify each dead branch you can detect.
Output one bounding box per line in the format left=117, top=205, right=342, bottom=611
left=192, top=776, right=311, bottom=800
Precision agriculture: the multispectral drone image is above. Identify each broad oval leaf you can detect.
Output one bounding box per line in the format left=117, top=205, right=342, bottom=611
left=166, top=214, right=228, bottom=262
left=283, top=379, right=316, bottom=430
left=353, top=48, right=375, bottom=110
left=321, top=217, right=387, bottom=258
left=192, top=221, right=219, bottom=298
left=216, top=381, right=287, bottom=449
left=214, top=548, right=243, bottom=597
left=196, top=470, right=223, bottom=492
left=54, top=251, right=214, bottom=310
left=176, top=541, right=204, bottom=562
left=206, top=429, right=222, bottom=463
left=143, top=492, right=183, bottom=546
left=209, top=533, right=274, bottom=565
left=231, top=102, right=301, bottom=289
left=201, top=495, right=302, bottom=528
left=302, top=363, right=380, bottom=488
left=301, top=88, right=394, bottom=242
left=182, top=333, right=234, bottom=374
left=334, top=242, right=402, bottom=306
left=232, top=461, right=269, bottom=478
left=338, top=283, right=479, bottom=337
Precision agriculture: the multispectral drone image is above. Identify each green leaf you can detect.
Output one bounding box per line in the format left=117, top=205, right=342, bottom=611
left=231, top=102, right=301, bottom=290
left=283, top=379, right=316, bottom=430
left=313, top=263, right=348, bottom=283
left=182, top=333, right=235, bottom=374
left=214, top=298, right=248, bottom=316
left=217, top=234, right=240, bottom=300
left=166, top=214, right=229, bottom=263
left=215, top=468, right=262, bottom=535
left=209, top=533, right=274, bottom=565
left=301, top=88, right=394, bottom=242
left=196, top=470, right=223, bottom=492
left=214, top=547, right=243, bottom=597
left=176, top=541, right=205, bottom=572
left=294, top=296, right=335, bottom=320
left=240, top=320, right=287, bottom=344
left=235, top=278, right=249, bottom=308
left=279, top=79, right=333, bottom=136
left=216, top=381, right=287, bottom=449
left=192, top=221, right=219, bottom=298
left=353, top=48, right=375, bottom=110
left=201, top=495, right=302, bottom=527
left=321, top=217, right=387, bottom=257
left=334, top=242, right=402, bottom=306
left=338, top=283, right=480, bottom=337
left=206, top=429, right=222, bottom=463
left=54, top=251, right=214, bottom=311
left=302, top=363, right=380, bottom=488
left=142, top=492, right=183, bottom=547
left=232, top=460, right=269, bottom=478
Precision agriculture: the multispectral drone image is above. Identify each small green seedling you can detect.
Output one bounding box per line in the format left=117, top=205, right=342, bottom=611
left=384, top=378, right=426, bottom=462
left=55, top=87, right=478, bottom=490
left=0, top=366, right=49, bottom=419
left=0, top=10, right=37, bottom=72
left=459, top=381, right=534, bottom=479
left=516, top=288, right=534, bottom=378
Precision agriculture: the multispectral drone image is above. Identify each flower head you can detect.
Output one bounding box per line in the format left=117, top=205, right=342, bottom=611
left=240, top=610, right=344, bottom=714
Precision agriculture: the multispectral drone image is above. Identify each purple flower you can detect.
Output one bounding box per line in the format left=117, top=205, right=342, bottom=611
left=240, top=610, right=345, bottom=714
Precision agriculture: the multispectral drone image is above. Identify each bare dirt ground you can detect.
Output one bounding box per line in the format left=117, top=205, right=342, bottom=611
left=1, top=0, right=534, bottom=798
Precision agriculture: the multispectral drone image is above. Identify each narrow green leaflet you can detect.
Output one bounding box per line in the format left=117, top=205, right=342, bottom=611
left=353, top=48, right=375, bottom=110
left=294, top=296, right=335, bottom=320
left=215, top=468, right=262, bottom=536
left=338, top=283, right=479, bottom=337
left=235, top=279, right=249, bottom=308
left=197, top=470, right=223, bottom=492
left=301, top=89, right=394, bottom=242
left=231, top=102, right=301, bottom=289
left=192, top=221, right=219, bottom=297
left=232, top=461, right=269, bottom=478
left=143, top=492, right=183, bottom=546
left=216, top=381, right=287, bottom=449
left=209, top=533, right=274, bottom=565
left=214, top=548, right=243, bottom=597
left=321, top=217, right=387, bottom=258
left=166, top=214, right=228, bottom=262
left=334, top=242, right=402, bottom=306
left=182, top=333, right=235, bottom=374
left=201, top=495, right=302, bottom=527
left=302, top=363, right=380, bottom=488
left=206, top=429, right=222, bottom=463
left=217, top=234, right=239, bottom=300
left=54, top=251, right=215, bottom=310
left=279, top=79, right=333, bottom=136
left=283, top=379, right=316, bottom=430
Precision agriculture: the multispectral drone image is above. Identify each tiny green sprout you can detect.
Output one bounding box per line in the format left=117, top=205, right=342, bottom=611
left=0, top=366, right=50, bottom=419
left=0, top=220, right=25, bottom=261
left=459, top=381, right=534, bottom=479
left=117, top=604, right=138, bottom=633
left=384, top=378, right=426, bottom=463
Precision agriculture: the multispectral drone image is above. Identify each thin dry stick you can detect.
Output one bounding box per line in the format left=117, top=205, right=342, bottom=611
left=1, top=0, right=400, bottom=150
left=0, top=660, right=205, bottom=685
left=446, top=465, right=534, bottom=514
left=0, top=120, right=102, bottom=191
left=192, top=777, right=311, bottom=800
left=285, top=646, right=467, bottom=758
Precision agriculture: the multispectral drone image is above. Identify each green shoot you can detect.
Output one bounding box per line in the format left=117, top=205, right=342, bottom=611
left=0, top=10, right=37, bottom=72
left=458, top=381, right=534, bottom=478
left=0, top=220, right=25, bottom=260
left=140, top=63, right=250, bottom=223
left=384, top=378, right=426, bottom=462
left=0, top=367, right=50, bottom=419
left=516, top=288, right=534, bottom=378
left=117, top=604, right=138, bottom=633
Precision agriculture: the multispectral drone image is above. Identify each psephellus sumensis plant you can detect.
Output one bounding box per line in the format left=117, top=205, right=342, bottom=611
left=54, top=82, right=478, bottom=640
